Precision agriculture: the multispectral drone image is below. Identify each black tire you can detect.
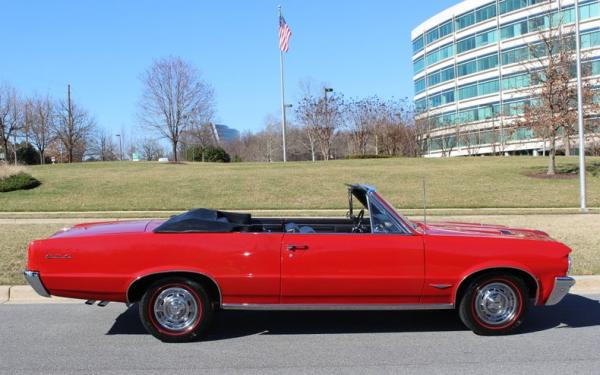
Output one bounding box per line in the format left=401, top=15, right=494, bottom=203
left=458, top=273, right=529, bottom=335
left=139, top=277, right=214, bottom=343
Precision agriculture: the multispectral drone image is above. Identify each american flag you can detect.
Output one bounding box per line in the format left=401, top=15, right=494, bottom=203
left=279, top=15, right=292, bottom=53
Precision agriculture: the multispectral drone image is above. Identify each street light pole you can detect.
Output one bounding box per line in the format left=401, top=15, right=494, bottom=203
left=323, top=88, right=333, bottom=160
left=116, top=134, right=123, bottom=161
left=574, top=0, right=588, bottom=212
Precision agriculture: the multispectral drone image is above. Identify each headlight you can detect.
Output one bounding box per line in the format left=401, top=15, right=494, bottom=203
left=567, top=255, right=573, bottom=275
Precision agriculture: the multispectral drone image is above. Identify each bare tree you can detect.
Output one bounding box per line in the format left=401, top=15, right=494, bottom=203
left=54, top=86, right=95, bottom=163
left=139, top=57, right=215, bottom=162
left=521, top=21, right=599, bottom=174
left=28, top=95, right=55, bottom=164
left=295, top=91, right=343, bottom=161
left=140, top=137, right=164, bottom=161
left=89, top=129, right=117, bottom=161
left=344, top=97, right=379, bottom=155
left=0, top=84, right=22, bottom=163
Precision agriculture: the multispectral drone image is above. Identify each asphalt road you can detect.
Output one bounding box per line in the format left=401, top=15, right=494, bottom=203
left=1, top=294, right=600, bottom=375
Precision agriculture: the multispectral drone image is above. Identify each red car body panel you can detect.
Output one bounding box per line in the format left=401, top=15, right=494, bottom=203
left=26, top=188, right=572, bottom=308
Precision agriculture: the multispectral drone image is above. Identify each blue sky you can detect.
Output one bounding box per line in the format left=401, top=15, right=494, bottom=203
left=1, top=0, right=457, bottom=136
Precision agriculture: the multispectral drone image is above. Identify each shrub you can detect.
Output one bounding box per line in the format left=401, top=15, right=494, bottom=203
left=0, top=171, right=41, bottom=192
left=16, top=143, right=40, bottom=165
left=203, top=146, right=230, bottom=162
left=185, top=146, right=231, bottom=163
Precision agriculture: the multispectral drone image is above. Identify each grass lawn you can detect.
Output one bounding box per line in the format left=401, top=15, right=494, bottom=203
left=2, top=214, right=598, bottom=285
left=0, top=156, right=599, bottom=211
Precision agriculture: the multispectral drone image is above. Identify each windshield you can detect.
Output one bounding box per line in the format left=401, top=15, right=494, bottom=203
left=372, top=192, right=417, bottom=232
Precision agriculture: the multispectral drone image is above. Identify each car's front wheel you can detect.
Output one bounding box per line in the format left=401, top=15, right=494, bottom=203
left=458, top=273, right=528, bottom=335
left=139, top=277, right=213, bottom=342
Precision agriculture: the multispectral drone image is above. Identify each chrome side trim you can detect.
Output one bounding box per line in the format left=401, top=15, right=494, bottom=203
left=221, top=303, right=454, bottom=311
left=430, top=284, right=452, bottom=289
left=125, top=270, right=223, bottom=306
left=545, top=276, right=576, bottom=306
left=23, top=271, right=51, bottom=298
left=453, top=266, right=541, bottom=305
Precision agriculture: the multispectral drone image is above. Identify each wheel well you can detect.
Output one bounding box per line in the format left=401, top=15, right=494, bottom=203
left=455, top=268, right=539, bottom=305
left=127, top=271, right=222, bottom=307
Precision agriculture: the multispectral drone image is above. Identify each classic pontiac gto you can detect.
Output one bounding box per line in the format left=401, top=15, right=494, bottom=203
left=25, top=184, right=574, bottom=342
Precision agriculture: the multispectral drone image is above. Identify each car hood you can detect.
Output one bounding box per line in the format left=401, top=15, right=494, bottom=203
left=414, top=221, right=554, bottom=241
left=50, top=220, right=157, bottom=238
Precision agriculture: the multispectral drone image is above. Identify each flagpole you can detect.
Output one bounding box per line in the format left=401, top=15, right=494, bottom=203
left=278, top=5, right=288, bottom=163
left=574, top=0, right=588, bottom=212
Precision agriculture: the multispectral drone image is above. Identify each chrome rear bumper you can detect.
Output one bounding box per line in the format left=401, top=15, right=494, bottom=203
left=23, top=271, right=50, bottom=298
left=545, top=276, right=575, bottom=306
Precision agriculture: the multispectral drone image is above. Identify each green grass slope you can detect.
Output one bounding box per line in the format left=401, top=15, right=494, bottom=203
left=0, top=157, right=598, bottom=211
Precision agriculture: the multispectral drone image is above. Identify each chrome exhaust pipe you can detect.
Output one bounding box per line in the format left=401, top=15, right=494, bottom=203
left=85, top=300, right=96, bottom=305
left=97, top=301, right=109, bottom=307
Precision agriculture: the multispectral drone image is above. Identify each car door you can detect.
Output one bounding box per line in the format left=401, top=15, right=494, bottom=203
left=280, top=197, right=425, bottom=305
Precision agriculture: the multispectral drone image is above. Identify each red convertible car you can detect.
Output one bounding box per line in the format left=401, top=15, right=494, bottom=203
left=25, top=184, right=574, bottom=342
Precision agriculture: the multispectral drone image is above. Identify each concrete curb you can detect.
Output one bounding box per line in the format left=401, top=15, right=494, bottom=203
left=2, top=275, right=599, bottom=304
left=0, top=286, right=8, bottom=303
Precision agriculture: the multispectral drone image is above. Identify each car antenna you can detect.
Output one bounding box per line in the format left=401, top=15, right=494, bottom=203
left=422, top=177, right=427, bottom=226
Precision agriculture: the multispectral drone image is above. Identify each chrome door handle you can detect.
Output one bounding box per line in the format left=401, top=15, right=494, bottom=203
left=287, top=244, right=309, bottom=251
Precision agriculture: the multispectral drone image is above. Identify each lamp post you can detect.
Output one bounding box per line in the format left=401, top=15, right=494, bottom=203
left=115, top=134, right=123, bottom=161
left=323, top=88, right=334, bottom=160
left=574, top=0, right=588, bottom=212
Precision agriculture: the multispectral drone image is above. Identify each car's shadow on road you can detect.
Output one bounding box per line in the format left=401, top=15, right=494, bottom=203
left=106, top=294, right=600, bottom=340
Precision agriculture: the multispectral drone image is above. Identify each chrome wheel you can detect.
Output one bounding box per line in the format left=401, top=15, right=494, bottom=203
left=474, top=282, right=518, bottom=326
left=153, top=287, right=199, bottom=331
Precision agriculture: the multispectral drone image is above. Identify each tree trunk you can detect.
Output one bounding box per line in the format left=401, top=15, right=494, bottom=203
left=547, top=138, right=556, bottom=175
left=39, top=150, right=44, bottom=165
left=172, top=141, right=178, bottom=162
left=564, top=135, right=571, bottom=156
left=1, top=141, right=8, bottom=162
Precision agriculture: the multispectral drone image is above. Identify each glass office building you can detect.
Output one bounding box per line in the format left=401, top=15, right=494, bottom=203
left=412, top=0, right=600, bottom=156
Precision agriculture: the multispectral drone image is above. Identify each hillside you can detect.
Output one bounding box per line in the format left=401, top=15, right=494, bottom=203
left=1, top=157, right=599, bottom=211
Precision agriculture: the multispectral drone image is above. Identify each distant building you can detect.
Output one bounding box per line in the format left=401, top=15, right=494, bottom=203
left=412, top=0, right=600, bottom=156
left=211, top=124, right=240, bottom=144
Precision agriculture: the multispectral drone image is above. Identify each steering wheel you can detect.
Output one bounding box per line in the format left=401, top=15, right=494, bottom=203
left=352, top=209, right=367, bottom=233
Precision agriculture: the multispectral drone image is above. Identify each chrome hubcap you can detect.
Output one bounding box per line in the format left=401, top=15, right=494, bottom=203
left=474, top=282, right=518, bottom=326
left=153, top=287, right=199, bottom=331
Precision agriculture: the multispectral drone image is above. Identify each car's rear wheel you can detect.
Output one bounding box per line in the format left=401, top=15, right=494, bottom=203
left=458, top=273, right=528, bottom=335
left=139, top=277, right=213, bottom=342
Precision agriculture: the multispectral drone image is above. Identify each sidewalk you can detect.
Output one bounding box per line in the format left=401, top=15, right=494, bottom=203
left=2, top=276, right=600, bottom=304
left=0, top=207, right=599, bottom=220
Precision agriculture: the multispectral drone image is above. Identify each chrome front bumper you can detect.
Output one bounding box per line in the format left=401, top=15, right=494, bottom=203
left=545, top=276, right=575, bottom=306
left=23, top=271, right=50, bottom=298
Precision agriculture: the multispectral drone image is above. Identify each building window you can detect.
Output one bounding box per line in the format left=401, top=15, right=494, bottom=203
left=413, top=35, right=424, bottom=54
left=425, top=43, right=454, bottom=66
left=458, top=79, right=499, bottom=100
left=414, top=56, right=425, bottom=74
left=456, top=11, right=476, bottom=30
left=477, top=53, right=498, bottom=71
left=441, top=66, right=455, bottom=81
left=426, top=28, right=439, bottom=45
left=500, top=20, right=528, bottom=40
left=581, top=1, right=600, bottom=20
left=528, top=14, right=549, bottom=33
left=502, top=72, right=530, bottom=90
left=455, top=2, right=497, bottom=31
left=439, top=21, right=453, bottom=38
left=499, top=0, right=547, bottom=15
left=581, top=30, right=600, bottom=50
left=476, top=3, right=497, bottom=22
left=501, top=45, right=530, bottom=65
left=416, top=98, right=427, bottom=112
left=459, top=83, right=478, bottom=100
left=415, top=77, right=426, bottom=94
left=457, top=59, right=477, bottom=77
